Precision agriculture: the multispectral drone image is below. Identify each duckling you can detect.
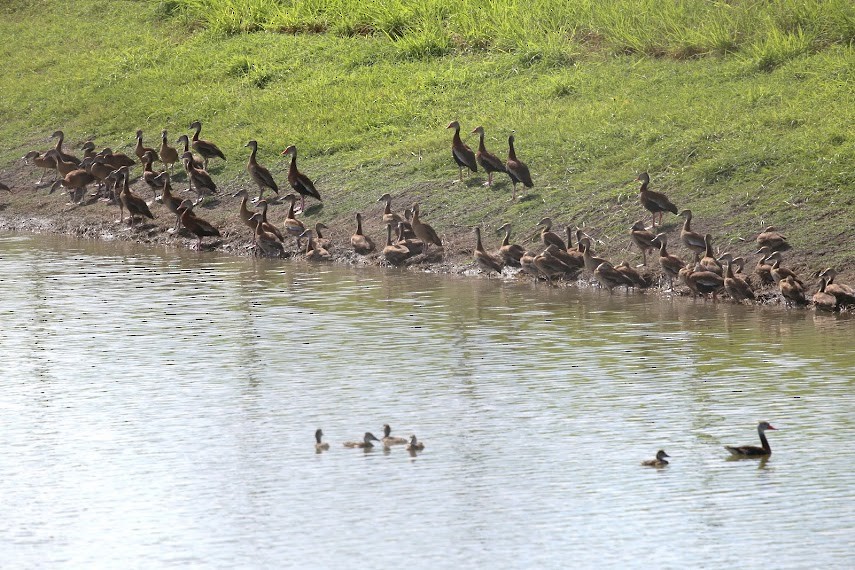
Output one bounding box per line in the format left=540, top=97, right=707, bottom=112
left=473, top=226, right=503, bottom=275
left=471, top=125, right=506, bottom=186
left=406, top=435, right=425, bottom=451
left=818, top=268, right=855, bottom=307
left=725, top=421, right=777, bottom=457
left=189, top=120, right=226, bottom=170
left=381, top=424, right=408, bottom=446
left=446, top=120, right=477, bottom=182
left=351, top=212, right=376, bottom=255
left=410, top=203, right=443, bottom=255
left=677, top=209, right=706, bottom=261
left=630, top=220, right=657, bottom=266
left=641, top=450, right=670, bottom=467
left=651, top=234, right=686, bottom=290
left=315, top=428, right=330, bottom=451
left=537, top=217, right=567, bottom=250
left=756, top=226, right=790, bottom=252
left=343, top=432, right=381, bottom=449
left=496, top=223, right=525, bottom=267
left=812, top=278, right=837, bottom=312
left=378, top=193, right=404, bottom=227
left=383, top=223, right=411, bottom=265
left=636, top=172, right=677, bottom=228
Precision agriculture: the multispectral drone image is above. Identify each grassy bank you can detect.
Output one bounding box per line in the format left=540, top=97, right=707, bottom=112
left=0, top=0, right=853, bottom=277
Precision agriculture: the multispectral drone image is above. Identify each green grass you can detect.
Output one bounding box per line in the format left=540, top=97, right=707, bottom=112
left=0, top=0, right=853, bottom=272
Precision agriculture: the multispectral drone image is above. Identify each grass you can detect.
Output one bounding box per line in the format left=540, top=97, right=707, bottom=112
left=0, top=0, right=853, bottom=274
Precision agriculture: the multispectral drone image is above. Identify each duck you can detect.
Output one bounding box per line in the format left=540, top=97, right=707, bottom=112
left=397, top=208, right=418, bottom=241
left=562, top=227, right=586, bottom=269
left=471, top=125, right=506, bottom=186
left=300, top=229, right=332, bottom=262
left=381, top=424, right=409, bottom=446
left=134, top=130, right=158, bottom=163
left=754, top=247, right=777, bottom=285
left=175, top=134, right=205, bottom=170
left=156, top=172, right=184, bottom=230
left=594, top=261, right=634, bottom=293
left=641, top=450, right=670, bottom=467
left=615, top=261, right=648, bottom=289
left=383, top=223, right=411, bottom=265
left=678, top=209, right=706, bottom=261
left=410, top=203, right=443, bottom=255
left=315, top=429, right=330, bottom=451
left=683, top=265, right=725, bottom=299
left=377, top=193, right=404, bottom=227
left=84, top=155, right=115, bottom=195
left=767, top=252, right=803, bottom=286
left=141, top=150, right=163, bottom=200
left=188, top=120, right=226, bottom=170
left=534, top=246, right=572, bottom=282
left=280, top=145, right=321, bottom=213
left=343, top=432, right=381, bottom=449
left=406, top=435, right=425, bottom=452
left=46, top=149, right=80, bottom=179
left=80, top=141, right=97, bottom=160
left=579, top=237, right=609, bottom=275
left=351, top=212, right=376, bottom=255
left=49, top=162, right=96, bottom=204
left=182, top=151, right=217, bottom=204
left=232, top=189, right=256, bottom=230
left=779, top=274, right=806, bottom=306
left=282, top=193, right=306, bottom=249
left=698, top=234, right=723, bottom=275
left=651, top=234, right=686, bottom=290
left=50, top=130, right=81, bottom=165
left=472, top=226, right=504, bottom=275
left=812, top=278, right=837, bottom=312
left=256, top=200, right=284, bottom=242
left=96, top=147, right=136, bottom=171
left=505, top=131, right=533, bottom=201
left=115, top=167, right=155, bottom=224
left=756, top=226, right=790, bottom=252
left=537, top=217, right=567, bottom=250
left=495, top=223, right=525, bottom=266
left=818, top=268, right=855, bottom=307
left=720, top=255, right=755, bottom=302
left=249, top=212, right=285, bottom=257
left=636, top=172, right=677, bottom=228
left=245, top=140, right=279, bottom=201
left=22, top=150, right=58, bottom=184
left=395, top=221, right=424, bottom=256
left=630, top=221, right=657, bottom=266
left=159, top=129, right=179, bottom=171
left=446, top=120, right=477, bottom=182
left=177, top=199, right=220, bottom=249
left=519, top=250, right=539, bottom=277
left=725, top=421, right=777, bottom=457
left=314, top=222, right=332, bottom=251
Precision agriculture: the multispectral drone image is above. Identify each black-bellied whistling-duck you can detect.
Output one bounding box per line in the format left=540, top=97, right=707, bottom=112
left=22, top=150, right=58, bottom=184
left=97, top=147, right=136, bottom=171
left=579, top=237, right=608, bottom=275
left=698, top=234, right=723, bottom=276
left=520, top=250, right=539, bottom=277
left=280, top=145, right=321, bottom=213
left=641, top=450, right=670, bottom=467
left=779, top=274, right=806, bottom=306
left=314, top=222, right=332, bottom=251
left=683, top=265, right=725, bottom=300
left=725, top=421, right=777, bottom=457
left=189, top=121, right=226, bottom=170
left=594, top=261, right=633, bottom=293
left=496, top=223, right=525, bottom=267
left=232, top=189, right=256, bottom=229
left=343, top=432, right=381, bottom=449
left=315, top=429, right=330, bottom=452
left=446, top=120, right=477, bottom=182
left=636, top=172, right=677, bottom=228
left=249, top=212, right=284, bottom=257
left=142, top=151, right=163, bottom=200
left=351, top=212, right=376, bottom=255
left=534, top=246, right=572, bottom=282
left=756, top=226, right=790, bottom=252
left=813, top=278, right=837, bottom=312
left=720, top=255, right=755, bottom=303
left=473, top=226, right=503, bottom=275
left=115, top=167, right=154, bottom=224
left=49, top=162, right=95, bottom=204
left=382, top=424, right=408, bottom=446
left=282, top=193, right=306, bottom=249
left=615, top=261, right=648, bottom=289
left=177, top=199, right=220, bottom=249
left=630, top=220, right=657, bottom=266
left=257, top=200, right=284, bottom=242
left=506, top=131, right=533, bottom=201
left=411, top=203, right=442, bottom=254
left=678, top=209, right=706, bottom=260
left=471, top=125, right=506, bottom=186
left=182, top=151, right=217, bottom=204
left=562, top=227, right=586, bottom=269
left=537, top=217, right=567, bottom=250
left=159, top=130, right=179, bottom=171
left=134, top=130, right=158, bottom=163
left=754, top=247, right=776, bottom=285
left=156, top=172, right=183, bottom=230
left=767, top=252, right=802, bottom=286
left=300, top=229, right=331, bottom=262
left=406, top=435, right=425, bottom=452
left=80, top=141, right=97, bottom=160
left=245, top=140, right=279, bottom=201
left=46, top=149, right=79, bottom=179
left=383, top=224, right=410, bottom=265
left=818, top=268, right=855, bottom=307
left=377, top=193, right=404, bottom=227
left=50, top=130, right=80, bottom=165
left=651, top=234, right=686, bottom=290
left=84, top=156, right=114, bottom=195
left=395, top=222, right=423, bottom=256
left=176, top=134, right=204, bottom=170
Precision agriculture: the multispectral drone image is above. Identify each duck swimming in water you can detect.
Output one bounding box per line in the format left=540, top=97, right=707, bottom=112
left=406, top=435, right=425, bottom=451
left=315, top=429, right=330, bottom=451
left=725, top=421, right=777, bottom=457
left=382, top=424, right=408, bottom=446
left=641, top=450, right=670, bottom=467
left=343, top=432, right=381, bottom=449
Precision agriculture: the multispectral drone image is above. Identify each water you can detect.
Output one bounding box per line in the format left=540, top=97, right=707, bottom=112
left=0, top=233, right=853, bottom=569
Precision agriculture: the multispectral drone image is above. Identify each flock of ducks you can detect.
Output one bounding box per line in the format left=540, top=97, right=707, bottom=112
left=10, top=121, right=854, bottom=312
left=316, top=425, right=424, bottom=455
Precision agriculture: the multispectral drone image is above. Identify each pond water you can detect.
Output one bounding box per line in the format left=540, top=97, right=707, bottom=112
left=0, top=233, right=853, bottom=569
